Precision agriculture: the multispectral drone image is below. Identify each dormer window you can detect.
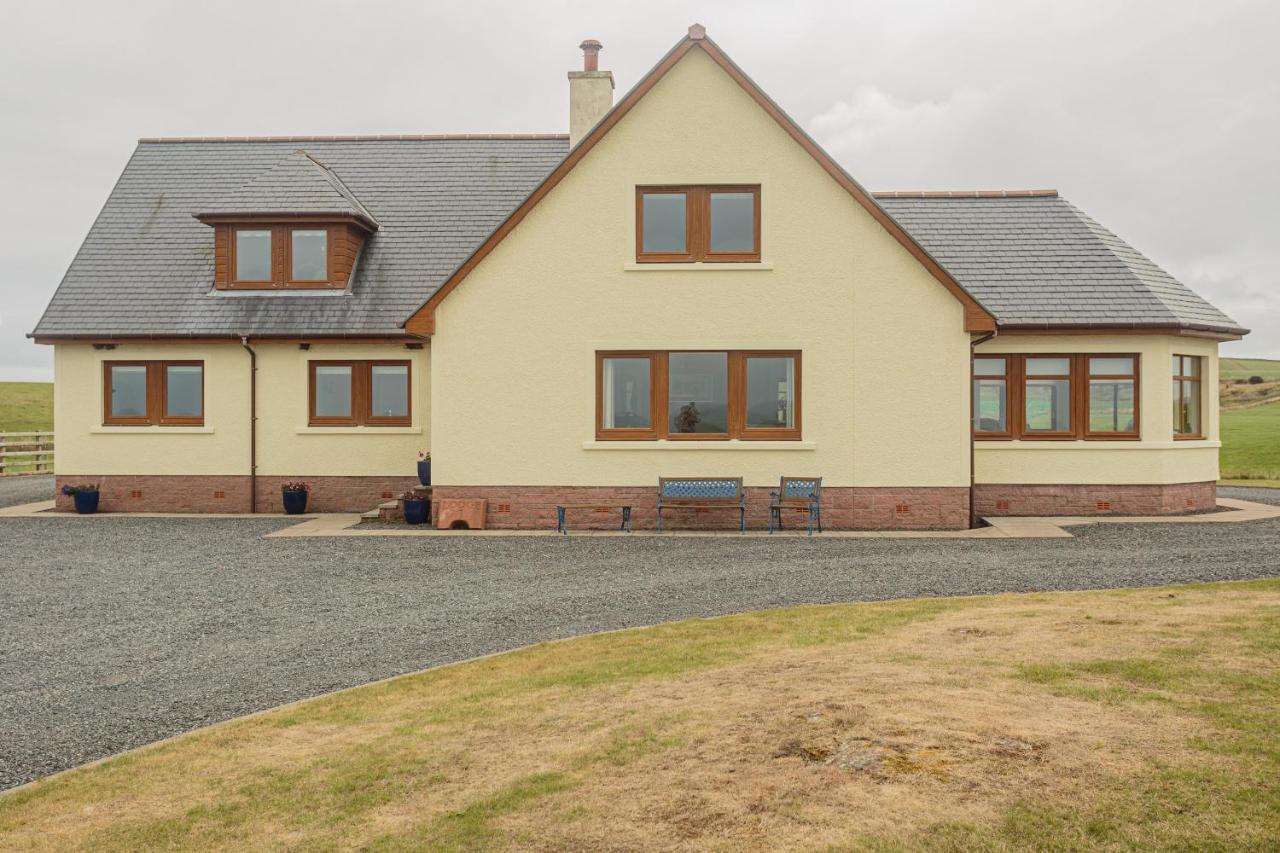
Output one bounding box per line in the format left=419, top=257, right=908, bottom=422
left=636, top=185, right=760, bottom=262
left=219, top=222, right=356, bottom=290
left=195, top=149, right=379, bottom=291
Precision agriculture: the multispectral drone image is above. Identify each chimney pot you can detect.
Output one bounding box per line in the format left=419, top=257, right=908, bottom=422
left=580, top=39, right=603, bottom=71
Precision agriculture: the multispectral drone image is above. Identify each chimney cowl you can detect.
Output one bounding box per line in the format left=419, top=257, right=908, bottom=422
left=579, top=39, right=603, bottom=71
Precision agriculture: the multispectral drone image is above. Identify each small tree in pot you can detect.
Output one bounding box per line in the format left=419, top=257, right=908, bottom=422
left=62, top=483, right=100, bottom=515
left=417, top=450, right=431, bottom=487
left=281, top=480, right=310, bottom=515
left=400, top=489, right=429, bottom=525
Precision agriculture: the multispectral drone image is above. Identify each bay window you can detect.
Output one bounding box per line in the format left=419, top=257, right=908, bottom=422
left=973, top=353, right=1140, bottom=440
left=596, top=350, right=800, bottom=440
left=1172, top=355, right=1202, bottom=438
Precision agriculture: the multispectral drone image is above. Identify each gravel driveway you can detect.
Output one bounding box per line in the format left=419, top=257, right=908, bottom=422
left=2, top=486, right=1279, bottom=790
left=0, top=474, right=52, bottom=509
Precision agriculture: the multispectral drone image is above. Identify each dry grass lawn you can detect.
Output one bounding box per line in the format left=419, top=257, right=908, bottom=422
left=2, top=579, right=1279, bottom=851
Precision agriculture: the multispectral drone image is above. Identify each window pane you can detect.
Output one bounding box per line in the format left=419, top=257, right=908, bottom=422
left=314, top=366, right=352, bottom=417
left=709, top=192, right=755, bottom=252
left=974, top=379, right=1007, bottom=432
left=602, top=358, right=651, bottom=429
left=370, top=365, right=409, bottom=418
left=668, top=352, right=728, bottom=433
left=110, top=366, right=148, bottom=417
left=746, top=356, right=794, bottom=428
left=165, top=365, right=202, bottom=417
left=1089, top=379, right=1134, bottom=433
left=1089, top=357, right=1134, bottom=375
left=1183, top=357, right=1200, bottom=378
left=1025, top=379, right=1071, bottom=432
left=642, top=193, right=686, bottom=253
left=1183, top=379, right=1201, bottom=434
left=973, top=357, right=1006, bottom=377
left=1026, top=357, right=1070, bottom=376
left=235, top=230, right=272, bottom=281
left=291, top=229, right=328, bottom=281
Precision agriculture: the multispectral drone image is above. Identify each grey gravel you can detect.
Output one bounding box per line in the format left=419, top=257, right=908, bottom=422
left=0, top=475, right=52, bottom=509
left=2, top=485, right=1279, bottom=790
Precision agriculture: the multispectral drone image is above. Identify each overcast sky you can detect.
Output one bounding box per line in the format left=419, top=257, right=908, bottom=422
left=1, top=0, right=1276, bottom=381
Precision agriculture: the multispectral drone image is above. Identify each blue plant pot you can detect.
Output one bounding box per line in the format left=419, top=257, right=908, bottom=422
left=282, top=489, right=309, bottom=515
left=417, top=460, right=432, bottom=487
left=72, top=491, right=99, bottom=515
left=403, top=497, right=429, bottom=525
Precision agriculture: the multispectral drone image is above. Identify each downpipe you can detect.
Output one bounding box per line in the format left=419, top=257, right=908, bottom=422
left=241, top=336, right=257, bottom=513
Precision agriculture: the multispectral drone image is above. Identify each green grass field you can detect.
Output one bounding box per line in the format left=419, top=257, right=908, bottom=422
left=0, top=382, right=53, bottom=432
left=1220, top=357, right=1280, bottom=381
left=1220, top=399, right=1280, bottom=483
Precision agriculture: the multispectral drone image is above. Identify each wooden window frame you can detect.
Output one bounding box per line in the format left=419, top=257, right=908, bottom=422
left=595, top=349, right=800, bottom=441
left=973, top=353, right=1141, bottom=441
left=1084, top=355, right=1141, bottom=440
left=287, top=227, right=331, bottom=286
left=103, top=361, right=204, bottom=427
left=972, top=355, right=1013, bottom=440
left=635, top=185, right=761, bottom=263
left=230, top=227, right=275, bottom=287
left=308, top=360, right=412, bottom=427
left=1172, top=354, right=1204, bottom=440
left=229, top=224, right=339, bottom=290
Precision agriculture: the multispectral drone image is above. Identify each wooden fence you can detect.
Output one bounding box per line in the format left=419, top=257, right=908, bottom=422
left=0, top=432, right=54, bottom=476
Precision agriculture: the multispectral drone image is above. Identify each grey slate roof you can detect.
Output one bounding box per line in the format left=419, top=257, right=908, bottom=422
left=32, top=137, right=569, bottom=338
left=194, top=149, right=380, bottom=228
left=877, top=193, right=1246, bottom=334
left=33, top=140, right=1244, bottom=338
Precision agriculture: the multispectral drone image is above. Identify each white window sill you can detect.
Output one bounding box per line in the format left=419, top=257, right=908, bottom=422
left=90, top=426, right=215, bottom=434
left=976, top=440, right=1221, bottom=450
left=295, top=426, right=422, bottom=435
left=622, top=261, right=773, bottom=272
left=583, top=439, right=814, bottom=451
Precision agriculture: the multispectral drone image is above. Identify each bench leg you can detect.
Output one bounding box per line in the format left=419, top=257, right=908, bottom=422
left=621, top=507, right=632, bottom=532
left=740, top=506, right=745, bottom=534
left=556, top=506, right=567, bottom=535
left=657, top=506, right=663, bottom=531
left=768, top=505, right=775, bottom=535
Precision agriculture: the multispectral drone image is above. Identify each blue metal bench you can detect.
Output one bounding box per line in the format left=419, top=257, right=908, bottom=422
left=657, top=477, right=745, bottom=533
left=768, top=476, right=823, bottom=535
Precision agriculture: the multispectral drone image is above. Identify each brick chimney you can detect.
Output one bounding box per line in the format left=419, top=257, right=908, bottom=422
left=568, top=39, right=614, bottom=147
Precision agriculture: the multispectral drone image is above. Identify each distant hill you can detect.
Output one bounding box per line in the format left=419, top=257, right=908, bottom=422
left=0, top=382, right=53, bottom=432
left=1220, top=357, right=1280, bottom=381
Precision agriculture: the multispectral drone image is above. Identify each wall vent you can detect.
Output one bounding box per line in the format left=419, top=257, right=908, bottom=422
left=495, top=503, right=512, bottom=513
left=1095, top=500, right=1112, bottom=512
left=895, top=504, right=910, bottom=514
left=995, top=499, right=1011, bottom=511
left=213, top=491, right=225, bottom=499
left=130, top=490, right=142, bottom=499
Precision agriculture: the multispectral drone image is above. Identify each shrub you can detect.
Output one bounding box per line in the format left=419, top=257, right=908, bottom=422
left=281, top=480, right=310, bottom=493
left=1248, top=375, right=1265, bottom=384
left=60, top=483, right=99, bottom=495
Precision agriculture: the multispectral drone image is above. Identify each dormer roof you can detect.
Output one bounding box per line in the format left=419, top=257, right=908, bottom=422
left=194, top=149, right=380, bottom=230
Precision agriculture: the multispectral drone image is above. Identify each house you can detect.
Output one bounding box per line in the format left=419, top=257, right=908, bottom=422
left=31, top=25, right=1246, bottom=529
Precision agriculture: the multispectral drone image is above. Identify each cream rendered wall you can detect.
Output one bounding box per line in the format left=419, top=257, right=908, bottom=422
left=431, top=47, right=972, bottom=488
left=974, top=334, right=1220, bottom=484
left=255, top=342, right=428, bottom=476
left=55, top=342, right=251, bottom=475
left=53, top=341, right=428, bottom=477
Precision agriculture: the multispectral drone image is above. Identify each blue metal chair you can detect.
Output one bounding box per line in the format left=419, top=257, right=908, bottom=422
left=769, top=477, right=823, bottom=535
